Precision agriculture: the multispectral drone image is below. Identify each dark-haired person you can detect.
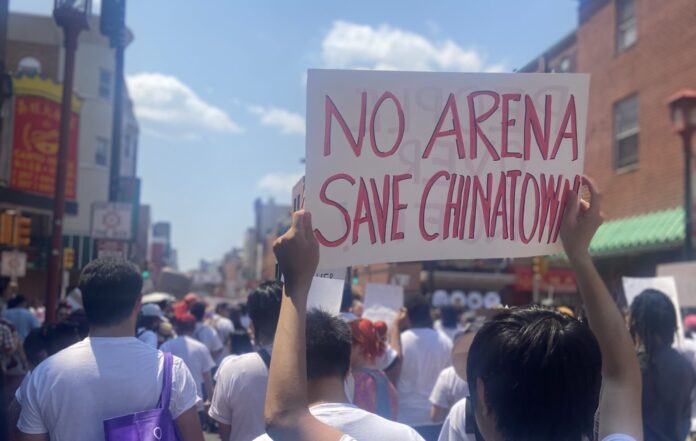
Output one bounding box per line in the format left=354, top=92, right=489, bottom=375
left=17, top=258, right=204, bottom=441
left=2, top=296, right=39, bottom=341
left=136, top=303, right=164, bottom=348
left=210, top=302, right=235, bottom=365
left=630, top=289, right=695, bottom=441
left=190, top=301, right=224, bottom=362
left=256, top=309, right=423, bottom=441
left=397, top=293, right=452, bottom=438
left=161, top=313, right=216, bottom=427
left=209, top=281, right=283, bottom=441
left=263, top=179, right=643, bottom=441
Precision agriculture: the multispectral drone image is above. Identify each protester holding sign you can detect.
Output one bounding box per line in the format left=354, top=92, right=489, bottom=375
left=264, top=177, right=643, bottom=441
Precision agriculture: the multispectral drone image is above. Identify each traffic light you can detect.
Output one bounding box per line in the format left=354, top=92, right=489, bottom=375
left=0, top=212, right=14, bottom=245
left=63, top=247, right=75, bottom=270
left=13, top=216, right=32, bottom=248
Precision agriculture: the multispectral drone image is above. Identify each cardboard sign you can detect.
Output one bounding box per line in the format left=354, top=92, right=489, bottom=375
left=363, top=283, right=404, bottom=324
left=306, top=276, right=345, bottom=316
left=622, top=276, right=684, bottom=346
left=305, top=69, right=589, bottom=269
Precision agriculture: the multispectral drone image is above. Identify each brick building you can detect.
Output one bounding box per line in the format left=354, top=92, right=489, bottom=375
left=521, top=0, right=696, bottom=297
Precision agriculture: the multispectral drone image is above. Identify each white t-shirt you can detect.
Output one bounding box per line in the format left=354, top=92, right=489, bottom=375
left=194, top=322, right=223, bottom=359
left=430, top=366, right=468, bottom=409
left=398, top=327, right=453, bottom=426
left=254, top=402, right=424, bottom=441
left=211, top=315, right=235, bottom=364
left=161, top=335, right=215, bottom=409
left=209, top=350, right=270, bottom=441
left=18, top=337, right=199, bottom=441
left=438, top=398, right=638, bottom=441
left=137, top=328, right=158, bottom=348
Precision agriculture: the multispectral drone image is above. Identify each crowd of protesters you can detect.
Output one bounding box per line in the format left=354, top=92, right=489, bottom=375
left=1, top=179, right=696, bottom=440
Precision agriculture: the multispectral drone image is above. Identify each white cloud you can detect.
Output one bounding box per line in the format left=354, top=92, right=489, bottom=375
left=257, top=172, right=303, bottom=200
left=322, top=21, right=505, bottom=72
left=126, top=73, right=243, bottom=137
left=248, top=105, right=305, bottom=135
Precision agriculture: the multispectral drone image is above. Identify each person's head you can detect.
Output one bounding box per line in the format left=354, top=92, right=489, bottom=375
left=44, top=321, right=81, bottom=355
left=24, top=327, right=48, bottom=368
left=349, top=319, right=385, bottom=367
left=174, top=313, right=197, bottom=336
left=56, top=301, right=71, bottom=322
left=630, top=289, right=677, bottom=355
left=189, top=302, right=207, bottom=322
left=138, top=303, right=163, bottom=330
left=65, top=309, right=90, bottom=339
left=79, top=258, right=143, bottom=328
left=405, top=293, right=432, bottom=328
left=7, top=295, right=27, bottom=309
left=451, top=320, right=486, bottom=381
left=440, top=305, right=459, bottom=328
left=246, top=281, right=283, bottom=346
left=215, top=302, right=230, bottom=317
left=467, top=307, right=602, bottom=441
left=306, top=309, right=352, bottom=382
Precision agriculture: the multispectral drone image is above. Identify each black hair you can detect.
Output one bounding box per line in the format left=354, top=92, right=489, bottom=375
left=23, top=328, right=48, bottom=367
left=247, top=281, right=283, bottom=344
left=629, top=289, right=677, bottom=358
left=79, top=258, right=143, bottom=327
left=65, top=310, right=90, bottom=339
left=44, top=322, right=81, bottom=355
left=340, top=283, right=353, bottom=313
left=467, top=307, right=602, bottom=441
left=136, top=314, right=160, bottom=331
left=215, top=302, right=230, bottom=315
left=306, top=309, right=352, bottom=380
left=440, top=305, right=459, bottom=328
left=405, top=293, right=433, bottom=328
left=7, top=295, right=27, bottom=309
left=189, top=302, right=206, bottom=322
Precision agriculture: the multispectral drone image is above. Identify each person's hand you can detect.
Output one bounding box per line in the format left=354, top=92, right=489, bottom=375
left=273, top=210, right=320, bottom=295
left=393, top=308, right=410, bottom=332
left=560, top=176, right=604, bottom=263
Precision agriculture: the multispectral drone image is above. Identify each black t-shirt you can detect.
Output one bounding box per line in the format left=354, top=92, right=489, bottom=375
left=639, top=346, right=696, bottom=441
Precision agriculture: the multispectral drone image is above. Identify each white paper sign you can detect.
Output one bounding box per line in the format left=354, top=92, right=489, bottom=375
left=306, top=276, right=344, bottom=316
left=622, top=276, right=684, bottom=346
left=363, top=283, right=405, bottom=324
left=1, top=251, right=26, bottom=278
left=91, top=202, right=133, bottom=240
left=306, top=69, right=589, bottom=269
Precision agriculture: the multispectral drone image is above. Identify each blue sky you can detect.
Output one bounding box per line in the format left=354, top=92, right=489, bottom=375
left=12, top=0, right=577, bottom=270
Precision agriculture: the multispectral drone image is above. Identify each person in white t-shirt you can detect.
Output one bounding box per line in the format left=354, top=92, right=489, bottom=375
left=17, top=258, right=204, bottom=441
left=209, top=281, right=283, bottom=441
left=255, top=309, right=423, bottom=441
left=209, top=302, right=235, bottom=365
left=263, top=191, right=644, bottom=441
left=136, top=303, right=163, bottom=348
left=190, top=302, right=224, bottom=363
left=396, top=293, right=453, bottom=438
left=161, top=313, right=215, bottom=417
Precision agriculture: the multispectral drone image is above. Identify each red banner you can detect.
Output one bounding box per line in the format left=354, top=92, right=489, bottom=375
left=513, top=266, right=578, bottom=293
left=10, top=95, right=79, bottom=200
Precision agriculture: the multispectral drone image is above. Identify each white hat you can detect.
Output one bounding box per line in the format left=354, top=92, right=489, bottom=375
left=141, top=303, right=163, bottom=318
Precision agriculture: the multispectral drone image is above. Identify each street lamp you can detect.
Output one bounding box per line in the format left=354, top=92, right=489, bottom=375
left=668, top=89, right=696, bottom=261
left=46, top=0, right=91, bottom=323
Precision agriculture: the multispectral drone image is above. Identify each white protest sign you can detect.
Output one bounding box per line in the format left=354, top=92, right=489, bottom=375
left=306, top=69, right=589, bottom=269
left=622, top=276, right=684, bottom=346
left=1, top=251, right=27, bottom=278
left=363, top=283, right=404, bottom=324
left=657, top=262, right=696, bottom=308
left=306, top=276, right=345, bottom=316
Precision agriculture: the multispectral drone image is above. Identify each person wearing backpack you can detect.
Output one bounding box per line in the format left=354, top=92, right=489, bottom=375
left=17, top=258, right=203, bottom=441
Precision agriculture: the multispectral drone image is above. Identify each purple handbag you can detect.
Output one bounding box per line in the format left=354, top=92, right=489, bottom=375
left=103, top=352, right=180, bottom=440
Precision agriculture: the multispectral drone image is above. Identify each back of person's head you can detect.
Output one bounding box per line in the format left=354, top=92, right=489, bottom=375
left=7, top=295, right=27, bottom=309
left=349, top=319, right=385, bottom=362
left=24, top=327, right=48, bottom=368
left=45, top=322, right=81, bottom=355
left=215, top=302, right=230, bottom=316
left=440, top=305, right=459, bottom=328
left=467, top=307, right=601, bottom=441
left=247, top=281, right=283, bottom=343
left=79, top=258, right=143, bottom=327
left=189, top=302, right=207, bottom=322
left=306, top=309, right=352, bottom=381
left=174, top=313, right=196, bottom=335
left=630, top=289, right=677, bottom=355
left=405, top=293, right=432, bottom=328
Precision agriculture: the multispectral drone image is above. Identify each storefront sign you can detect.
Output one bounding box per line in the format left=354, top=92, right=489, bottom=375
left=92, top=202, right=134, bottom=241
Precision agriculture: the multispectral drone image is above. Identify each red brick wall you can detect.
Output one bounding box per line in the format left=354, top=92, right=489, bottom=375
left=6, top=41, right=59, bottom=80
left=577, top=0, right=696, bottom=219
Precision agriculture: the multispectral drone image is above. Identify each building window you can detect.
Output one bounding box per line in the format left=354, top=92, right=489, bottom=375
left=99, top=69, right=112, bottom=99
left=95, top=137, right=109, bottom=166
left=616, top=0, right=637, bottom=52
left=17, top=57, right=41, bottom=75
left=614, top=94, right=639, bottom=169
